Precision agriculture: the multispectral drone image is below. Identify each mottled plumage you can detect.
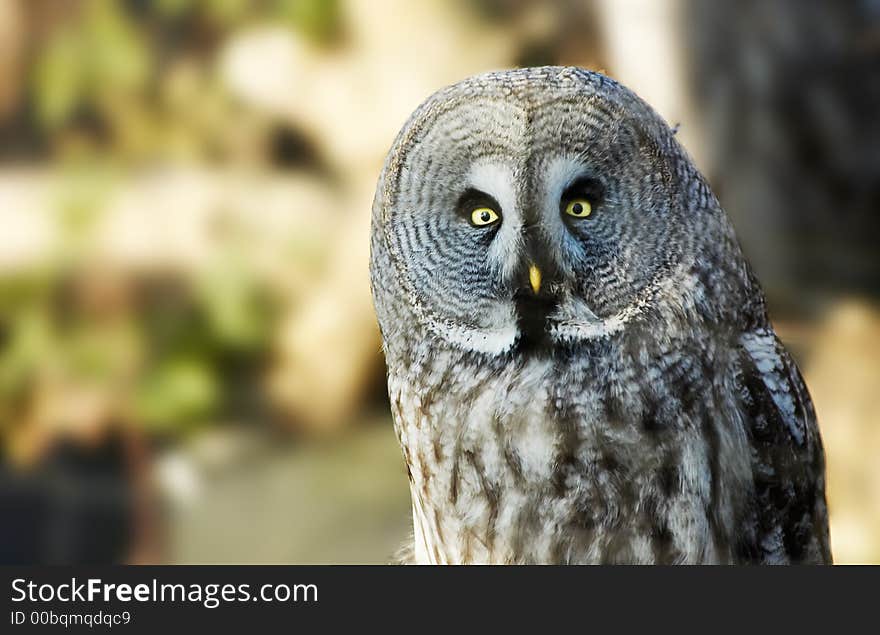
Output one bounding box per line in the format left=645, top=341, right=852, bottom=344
left=370, top=67, right=830, bottom=564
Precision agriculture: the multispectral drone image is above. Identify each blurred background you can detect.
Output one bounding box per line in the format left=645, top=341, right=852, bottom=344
left=0, top=0, right=877, bottom=564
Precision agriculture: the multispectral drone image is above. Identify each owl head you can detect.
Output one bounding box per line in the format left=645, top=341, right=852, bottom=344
left=371, top=67, right=750, bottom=359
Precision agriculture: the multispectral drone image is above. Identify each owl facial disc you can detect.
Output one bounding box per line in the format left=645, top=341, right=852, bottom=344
left=376, top=66, right=690, bottom=356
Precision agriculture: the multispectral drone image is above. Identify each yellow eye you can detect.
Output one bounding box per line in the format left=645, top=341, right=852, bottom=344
left=564, top=199, right=592, bottom=218
left=470, top=207, right=500, bottom=227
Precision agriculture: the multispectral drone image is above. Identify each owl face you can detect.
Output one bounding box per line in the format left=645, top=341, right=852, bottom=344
left=377, top=68, right=706, bottom=356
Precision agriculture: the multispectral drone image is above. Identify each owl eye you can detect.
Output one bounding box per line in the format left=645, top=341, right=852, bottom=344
left=563, top=198, right=592, bottom=218
left=560, top=177, right=604, bottom=221
left=470, top=207, right=500, bottom=227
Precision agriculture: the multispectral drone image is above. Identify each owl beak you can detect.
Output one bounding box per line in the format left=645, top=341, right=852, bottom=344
left=528, top=264, right=542, bottom=294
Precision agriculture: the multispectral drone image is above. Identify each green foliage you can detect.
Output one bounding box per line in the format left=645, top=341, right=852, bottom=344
left=196, top=258, right=274, bottom=352
left=6, top=0, right=337, bottom=438
left=34, top=0, right=150, bottom=129
left=154, top=0, right=343, bottom=39
left=30, top=0, right=343, bottom=161
left=274, top=0, right=342, bottom=42
left=0, top=254, right=278, bottom=436
left=0, top=307, right=52, bottom=419
left=134, top=356, right=219, bottom=431
left=0, top=273, right=53, bottom=422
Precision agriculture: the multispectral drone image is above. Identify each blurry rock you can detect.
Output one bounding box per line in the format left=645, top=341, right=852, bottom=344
left=219, top=0, right=516, bottom=173
left=0, top=169, right=55, bottom=271
left=0, top=0, right=24, bottom=120
left=0, top=168, right=337, bottom=283
left=268, top=175, right=381, bottom=433
left=804, top=300, right=880, bottom=563
left=97, top=168, right=336, bottom=285
left=220, top=25, right=318, bottom=116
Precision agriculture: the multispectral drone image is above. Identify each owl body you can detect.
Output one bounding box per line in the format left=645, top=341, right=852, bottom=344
left=371, top=67, right=830, bottom=564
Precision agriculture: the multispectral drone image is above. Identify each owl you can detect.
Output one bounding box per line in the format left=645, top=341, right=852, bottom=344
left=369, top=67, right=831, bottom=564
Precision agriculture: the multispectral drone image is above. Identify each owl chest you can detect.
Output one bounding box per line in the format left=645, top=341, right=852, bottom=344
left=389, top=358, right=740, bottom=564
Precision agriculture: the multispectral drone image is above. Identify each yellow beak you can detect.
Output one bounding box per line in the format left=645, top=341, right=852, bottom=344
left=528, top=264, right=542, bottom=294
